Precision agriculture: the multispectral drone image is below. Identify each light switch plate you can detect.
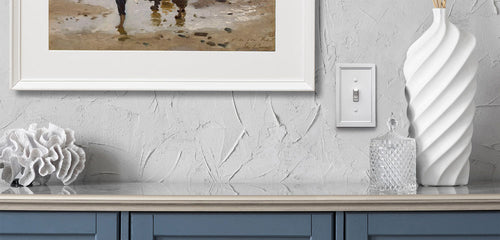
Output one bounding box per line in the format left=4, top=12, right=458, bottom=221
left=336, top=63, right=376, bottom=127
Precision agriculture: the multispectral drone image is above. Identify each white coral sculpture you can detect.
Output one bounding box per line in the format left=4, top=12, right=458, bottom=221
left=0, top=123, right=86, bottom=187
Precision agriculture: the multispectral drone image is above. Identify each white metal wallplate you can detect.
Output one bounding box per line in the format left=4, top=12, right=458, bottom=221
left=336, top=63, right=376, bottom=128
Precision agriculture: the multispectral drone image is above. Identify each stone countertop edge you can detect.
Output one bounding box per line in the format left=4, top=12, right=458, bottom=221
left=1, top=194, right=500, bottom=212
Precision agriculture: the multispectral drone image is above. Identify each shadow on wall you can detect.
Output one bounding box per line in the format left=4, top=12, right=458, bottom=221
left=78, top=140, right=137, bottom=183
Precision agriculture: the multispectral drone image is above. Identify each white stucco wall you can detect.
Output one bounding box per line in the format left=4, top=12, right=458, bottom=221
left=0, top=0, right=499, bottom=184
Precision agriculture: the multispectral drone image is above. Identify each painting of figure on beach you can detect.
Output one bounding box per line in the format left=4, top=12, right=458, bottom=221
left=49, top=0, right=276, bottom=51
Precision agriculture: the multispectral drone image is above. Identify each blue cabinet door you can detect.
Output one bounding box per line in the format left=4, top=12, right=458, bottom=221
left=345, top=212, right=500, bottom=240
left=0, top=212, right=119, bottom=240
left=131, top=213, right=332, bottom=240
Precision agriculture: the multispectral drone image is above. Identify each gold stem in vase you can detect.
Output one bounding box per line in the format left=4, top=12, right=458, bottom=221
left=433, top=0, right=447, bottom=8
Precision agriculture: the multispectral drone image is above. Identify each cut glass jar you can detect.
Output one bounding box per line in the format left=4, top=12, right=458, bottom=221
left=369, top=115, right=417, bottom=194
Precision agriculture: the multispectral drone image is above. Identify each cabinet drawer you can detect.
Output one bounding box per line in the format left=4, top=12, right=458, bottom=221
left=0, top=212, right=119, bottom=240
left=131, top=213, right=332, bottom=240
left=346, top=212, right=500, bottom=240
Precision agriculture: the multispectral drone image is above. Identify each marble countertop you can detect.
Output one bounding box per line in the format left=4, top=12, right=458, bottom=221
left=1, top=182, right=500, bottom=211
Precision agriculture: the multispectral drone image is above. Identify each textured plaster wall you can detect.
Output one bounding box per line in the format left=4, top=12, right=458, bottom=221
left=0, top=0, right=499, bottom=184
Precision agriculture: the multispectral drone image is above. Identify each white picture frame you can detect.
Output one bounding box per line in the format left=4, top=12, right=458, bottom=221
left=10, top=0, right=315, bottom=91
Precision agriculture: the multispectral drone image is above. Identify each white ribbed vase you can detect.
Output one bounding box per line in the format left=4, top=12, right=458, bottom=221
left=403, top=9, right=478, bottom=186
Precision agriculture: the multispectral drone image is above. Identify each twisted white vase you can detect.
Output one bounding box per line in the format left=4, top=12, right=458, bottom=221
left=404, top=9, right=477, bottom=186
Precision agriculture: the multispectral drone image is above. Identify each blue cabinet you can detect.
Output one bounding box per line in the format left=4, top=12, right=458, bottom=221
left=0, top=212, right=119, bottom=240
left=130, top=213, right=333, bottom=240
left=344, top=212, right=500, bottom=240
left=3, top=210, right=500, bottom=240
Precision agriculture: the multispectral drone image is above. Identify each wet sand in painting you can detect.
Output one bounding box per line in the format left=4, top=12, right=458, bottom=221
left=49, top=0, right=275, bottom=51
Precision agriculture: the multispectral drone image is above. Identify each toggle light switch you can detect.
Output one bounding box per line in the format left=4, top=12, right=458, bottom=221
left=353, top=88, right=360, bottom=102
left=336, top=63, right=376, bottom=127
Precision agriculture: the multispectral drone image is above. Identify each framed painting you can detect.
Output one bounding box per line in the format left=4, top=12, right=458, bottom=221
left=10, top=0, right=315, bottom=91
